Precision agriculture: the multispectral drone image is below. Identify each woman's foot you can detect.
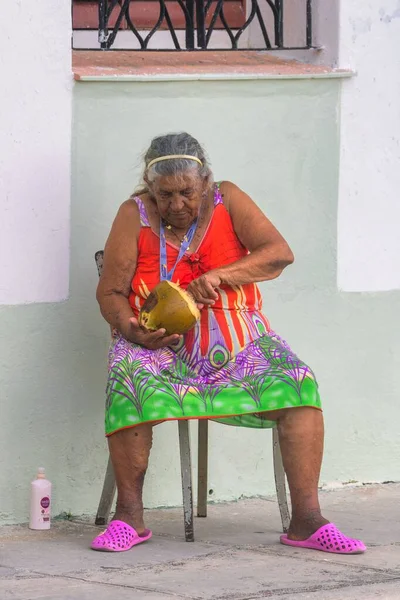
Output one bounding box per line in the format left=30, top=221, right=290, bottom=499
left=112, top=510, right=146, bottom=536
left=287, top=511, right=330, bottom=541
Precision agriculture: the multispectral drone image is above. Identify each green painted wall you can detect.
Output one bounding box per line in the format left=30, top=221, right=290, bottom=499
left=0, top=78, right=399, bottom=525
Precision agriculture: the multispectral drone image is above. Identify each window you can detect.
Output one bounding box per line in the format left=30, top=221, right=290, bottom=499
left=72, top=1, right=313, bottom=52
left=73, top=1, right=246, bottom=31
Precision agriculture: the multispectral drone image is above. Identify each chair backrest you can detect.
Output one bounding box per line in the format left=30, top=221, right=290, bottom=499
left=95, top=250, right=113, bottom=334
left=95, top=250, right=104, bottom=278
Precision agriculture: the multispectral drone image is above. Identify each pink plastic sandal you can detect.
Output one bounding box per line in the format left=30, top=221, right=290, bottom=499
left=91, top=520, right=152, bottom=552
left=280, top=523, right=366, bottom=554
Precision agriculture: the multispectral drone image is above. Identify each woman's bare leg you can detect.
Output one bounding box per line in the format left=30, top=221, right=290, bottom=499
left=108, top=424, right=153, bottom=534
left=107, top=409, right=326, bottom=540
left=265, top=406, right=328, bottom=540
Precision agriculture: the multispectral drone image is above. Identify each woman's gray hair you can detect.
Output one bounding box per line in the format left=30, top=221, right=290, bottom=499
left=144, top=133, right=212, bottom=183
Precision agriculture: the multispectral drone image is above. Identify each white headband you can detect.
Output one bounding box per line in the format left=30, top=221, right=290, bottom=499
left=147, top=154, right=203, bottom=170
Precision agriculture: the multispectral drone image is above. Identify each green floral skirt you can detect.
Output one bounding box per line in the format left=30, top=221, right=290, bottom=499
left=105, top=331, right=321, bottom=435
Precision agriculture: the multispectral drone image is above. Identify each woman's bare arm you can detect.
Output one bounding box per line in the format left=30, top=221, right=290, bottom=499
left=97, top=200, right=181, bottom=348
left=96, top=200, right=140, bottom=338
left=186, top=182, right=294, bottom=304
left=215, top=181, right=294, bottom=286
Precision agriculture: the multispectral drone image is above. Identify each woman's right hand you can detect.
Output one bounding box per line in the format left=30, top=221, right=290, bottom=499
left=125, top=317, right=182, bottom=350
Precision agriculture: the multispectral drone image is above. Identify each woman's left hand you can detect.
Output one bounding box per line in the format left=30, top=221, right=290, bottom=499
left=187, top=272, right=221, bottom=307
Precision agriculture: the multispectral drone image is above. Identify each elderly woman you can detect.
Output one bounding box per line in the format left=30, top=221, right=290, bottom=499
left=93, top=133, right=365, bottom=554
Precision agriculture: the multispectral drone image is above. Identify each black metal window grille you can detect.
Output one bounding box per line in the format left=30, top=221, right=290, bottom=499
left=96, top=0, right=313, bottom=51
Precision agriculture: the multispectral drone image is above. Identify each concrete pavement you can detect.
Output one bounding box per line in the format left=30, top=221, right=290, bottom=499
left=1, top=483, right=399, bottom=599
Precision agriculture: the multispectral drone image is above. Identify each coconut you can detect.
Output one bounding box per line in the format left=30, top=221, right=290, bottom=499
left=139, top=281, right=200, bottom=336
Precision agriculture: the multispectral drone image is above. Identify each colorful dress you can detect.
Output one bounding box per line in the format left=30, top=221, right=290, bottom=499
left=105, top=184, right=321, bottom=436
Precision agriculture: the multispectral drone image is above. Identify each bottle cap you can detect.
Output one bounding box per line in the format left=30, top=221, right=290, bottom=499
left=37, top=467, right=46, bottom=479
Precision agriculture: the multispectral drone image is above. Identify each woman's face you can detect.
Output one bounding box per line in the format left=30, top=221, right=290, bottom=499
left=148, top=171, right=208, bottom=229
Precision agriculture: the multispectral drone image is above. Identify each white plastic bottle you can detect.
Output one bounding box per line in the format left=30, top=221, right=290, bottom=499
left=29, top=468, right=51, bottom=530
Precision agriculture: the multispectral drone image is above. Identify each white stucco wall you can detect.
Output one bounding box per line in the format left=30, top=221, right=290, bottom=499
left=337, top=1, right=400, bottom=292
left=0, top=2, right=72, bottom=304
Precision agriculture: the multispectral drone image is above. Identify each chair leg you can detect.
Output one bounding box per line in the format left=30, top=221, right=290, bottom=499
left=178, top=420, right=194, bottom=542
left=272, top=427, right=291, bottom=533
left=95, top=455, right=117, bottom=526
left=197, top=420, right=208, bottom=518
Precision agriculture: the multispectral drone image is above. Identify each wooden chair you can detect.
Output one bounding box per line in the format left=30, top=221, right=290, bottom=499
left=95, top=250, right=290, bottom=541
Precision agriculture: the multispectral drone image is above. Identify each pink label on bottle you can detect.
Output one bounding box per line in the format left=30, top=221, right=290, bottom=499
left=41, top=497, right=50, bottom=509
